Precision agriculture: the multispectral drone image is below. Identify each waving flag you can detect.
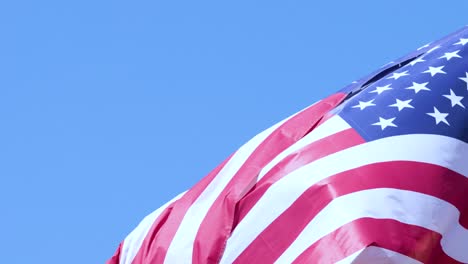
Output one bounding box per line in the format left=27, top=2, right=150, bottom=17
left=108, top=27, right=468, bottom=264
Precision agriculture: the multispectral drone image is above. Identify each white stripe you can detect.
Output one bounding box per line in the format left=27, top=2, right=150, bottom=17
left=119, top=191, right=186, bottom=264
left=219, top=116, right=350, bottom=263
left=276, top=188, right=468, bottom=263
left=257, top=115, right=351, bottom=181
left=163, top=115, right=290, bottom=263
left=119, top=99, right=325, bottom=263
left=220, top=128, right=468, bottom=263
left=336, top=246, right=422, bottom=264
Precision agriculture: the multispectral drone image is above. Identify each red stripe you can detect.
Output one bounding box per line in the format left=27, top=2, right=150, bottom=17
left=232, top=161, right=468, bottom=263
left=192, top=93, right=347, bottom=264
left=106, top=242, right=123, bottom=264
left=233, top=128, right=365, bottom=228
left=130, top=154, right=233, bottom=264
left=292, top=218, right=460, bottom=264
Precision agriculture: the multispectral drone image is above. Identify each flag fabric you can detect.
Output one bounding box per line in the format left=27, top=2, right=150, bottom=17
left=108, top=27, right=468, bottom=264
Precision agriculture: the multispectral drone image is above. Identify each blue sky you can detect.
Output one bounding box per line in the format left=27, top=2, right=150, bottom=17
left=1, top=1, right=467, bottom=263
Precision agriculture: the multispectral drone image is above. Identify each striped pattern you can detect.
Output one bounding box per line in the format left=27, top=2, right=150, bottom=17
left=108, top=27, right=468, bottom=264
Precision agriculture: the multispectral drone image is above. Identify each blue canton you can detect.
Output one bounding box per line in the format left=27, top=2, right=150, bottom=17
left=338, top=30, right=468, bottom=143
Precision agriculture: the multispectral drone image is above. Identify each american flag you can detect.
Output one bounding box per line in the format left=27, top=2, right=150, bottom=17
left=108, top=27, right=468, bottom=264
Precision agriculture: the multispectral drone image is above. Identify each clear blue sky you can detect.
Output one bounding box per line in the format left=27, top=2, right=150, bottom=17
left=1, top=1, right=467, bottom=263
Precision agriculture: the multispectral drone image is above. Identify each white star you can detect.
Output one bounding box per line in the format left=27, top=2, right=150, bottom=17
left=427, top=107, right=449, bottom=125
left=406, top=82, right=430, bottom=93
left=426, top=46, right=441, bottom=53
left=423, top=66, right=446, bottom=77
left=443, top=89, right=465, bottom=108
left=417, top=43, right=430, bottom=50
left=439, top=50, right=462, bottom=61
left=372, top=117, right=397, bottom=130
left=369, top=84, right=392, bottom=95
left=381, top=61, right=394, bottom=67
left=459, top=72, right=468, bottom=90
left=454, top=38, right=468, bottom=46
left=409, top=56, right=425, bottom=66
left=389, top=99, right=414, bottom=111
left=387, top=70, right=409, bottom=80
left=352, top=99, right=376, bottom=110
